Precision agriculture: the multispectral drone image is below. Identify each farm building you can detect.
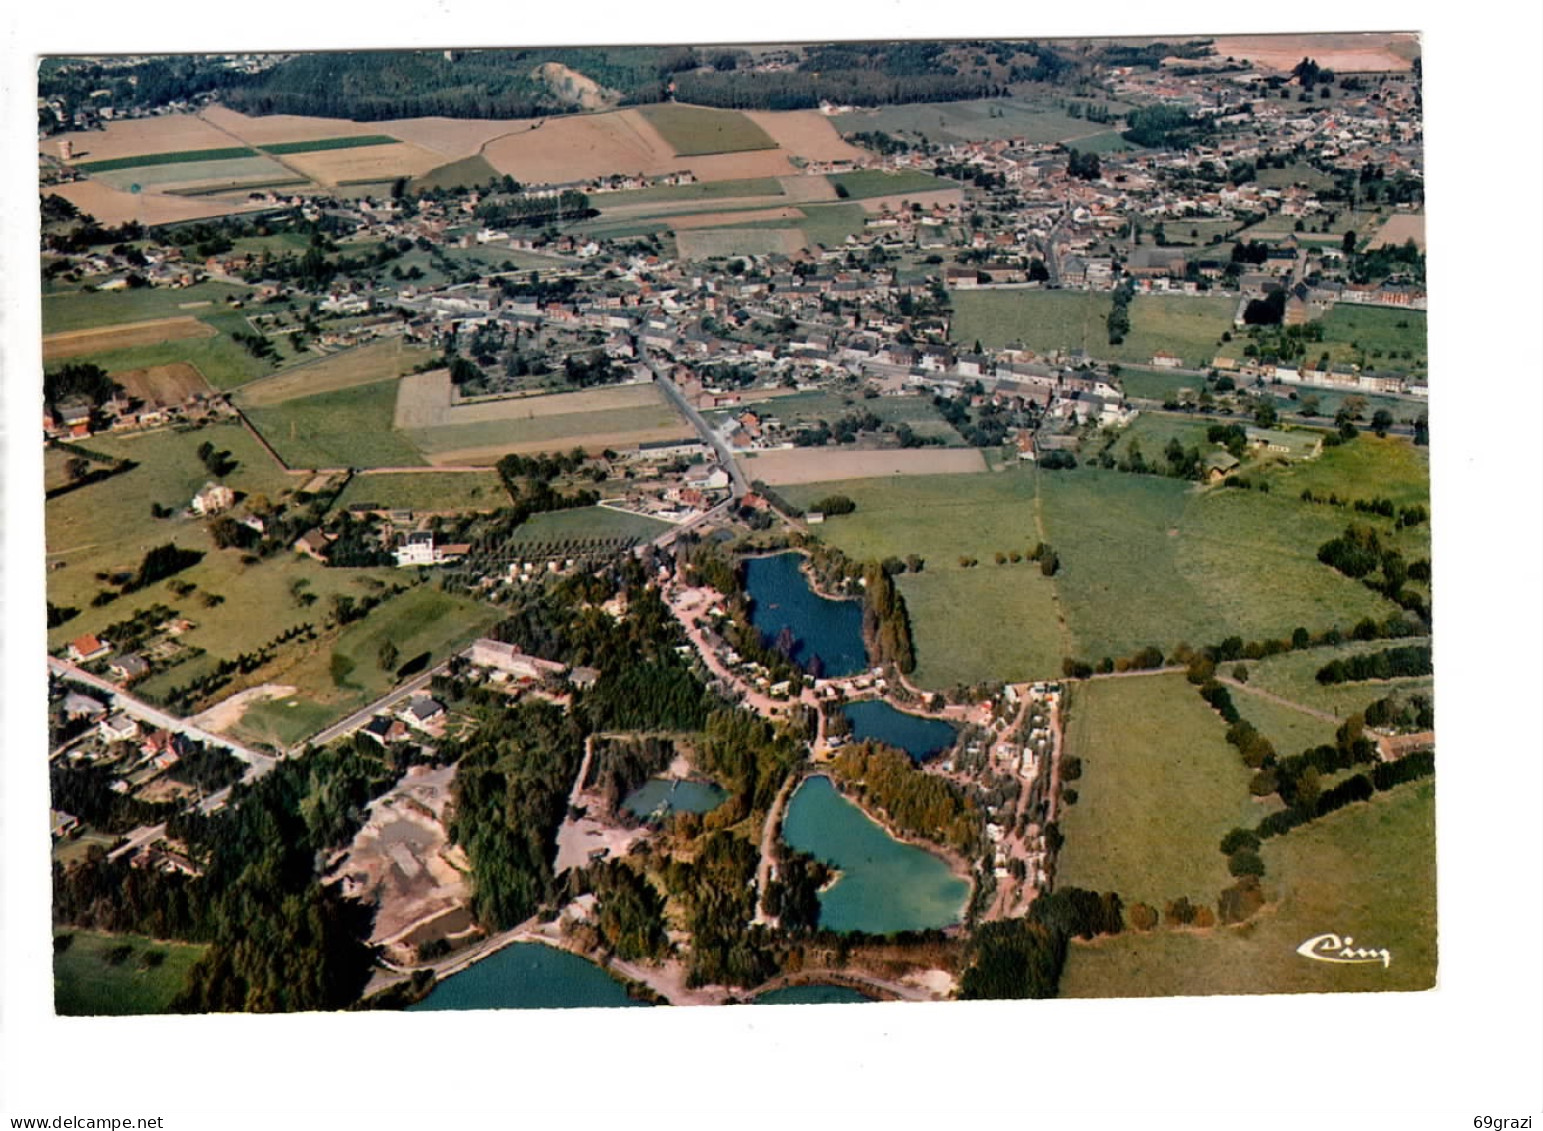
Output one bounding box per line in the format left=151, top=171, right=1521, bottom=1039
left=191, top=482, right=235, bottom=515
left=468, top=638, right=567, bottom=681
left=1245, top=428, right=1324, bottom=460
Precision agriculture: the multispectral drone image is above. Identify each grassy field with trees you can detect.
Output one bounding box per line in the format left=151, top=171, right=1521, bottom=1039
left=1058, top=779, right=1436, bottom=996
left=1038, top=467, right=1405, bottom=665
left=503, top=505, right=674, bottom=546
left=1056, top=673, right=1266, bottom=910
left=53, top=929, right=209, bottom=1015
left=333, top=470, right=507, bottom=513
left=950, top=291, right=1235, bottom=367
left=1237, top=637, right=1434, bottom=719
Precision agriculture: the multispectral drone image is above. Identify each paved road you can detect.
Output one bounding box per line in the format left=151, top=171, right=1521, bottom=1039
left=300, top=659, right=452, bottom=753
left=47, top=658, right=276, bottom=774
left=643, top=350, right=750, bottom=498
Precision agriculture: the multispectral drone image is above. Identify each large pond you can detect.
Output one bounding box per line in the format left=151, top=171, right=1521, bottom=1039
left=755, top=984, right=874, bottom=1005
left=622, top=777, right=727, bottom=819
left=842, top=700, right=958, bottom=762
left=743, top=552, right=866, bottom=678
left=780, top=775, right=969, bottom=935
left=408, top=942, right=648, bottom=1012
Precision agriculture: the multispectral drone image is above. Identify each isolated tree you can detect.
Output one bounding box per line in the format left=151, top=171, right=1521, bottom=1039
left=65, top=456, right=91, bottom=482
left=377, top=639, right=399, bottom=672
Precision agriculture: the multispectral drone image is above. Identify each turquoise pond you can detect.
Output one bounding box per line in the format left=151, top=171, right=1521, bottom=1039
left=841, top=699, right=958, bottom=762
left=408, top=943, right=648, bottom=1012
left=743, top=552, right=866, bottom=677
left=622, top=777, right=727, bottom=818
left=755, top=984, right=874, bottom=1005
left=780, top=775, right=970, bottom=935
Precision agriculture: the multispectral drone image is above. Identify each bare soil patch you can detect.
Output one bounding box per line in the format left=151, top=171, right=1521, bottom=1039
left=199, top=105, right=377, bottom=146
left=675, top=228, right=808, bottom=259
left=737, top=446, right=989, bottom=485
left=188, top=684, right=297, bottom=735
left=43, top=316, right=216, bottom=361
left=483, top=108, right=680, bottom=183
left=39, top=114, right=236, bottom=163
left=745, top=110, right=868, bottom=162
left=281, top=142, right=445, bottom=186
left=1210, top=33, right=1418, bottom=73
left=777, top=174, right=841, bottom=203
left=858, top=187, right=964, bottom=214
left=42, top=180, right=271, bottom=227
left=683, top=150, right=797, bottom=181
left=236, top=339, right=429, bottom=407
left=1368, top=212, right=1425, bottom=251
left=114, top=362, right=213, bottom=406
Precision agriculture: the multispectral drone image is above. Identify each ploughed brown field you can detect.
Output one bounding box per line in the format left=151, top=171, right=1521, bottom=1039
left=42, top=315, right=217, bottom=361
left=1209, top=32, right=1418, bottom=73
left=113, top=362, right=213, bottom=406
left=743, top=110, right=868, bottom=163
left=40, top=180, right=274, bottom=228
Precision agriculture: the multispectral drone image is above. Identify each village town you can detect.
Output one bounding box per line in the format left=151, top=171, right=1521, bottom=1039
left=39, top=36, right=1437, bottom=1017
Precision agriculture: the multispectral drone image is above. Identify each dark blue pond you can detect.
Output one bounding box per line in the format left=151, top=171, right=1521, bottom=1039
left=743, top=552, right=867, bottom=678
left=408, top=943, right=648, bottom=1012
left=842, top=699, right=958, bottom=762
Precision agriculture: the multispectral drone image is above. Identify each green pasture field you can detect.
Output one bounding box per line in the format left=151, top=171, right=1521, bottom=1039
left=42, top=282, right=253, bottom=334
left=833, top=97, right=1132, bottom=146
left=1274, top=386, right=1425, bottom=425
left=1056, top=672, right=1263, bottom=910
left=305, top=585, right=501, bottom=704
left=1036, top=466, right=1404, bottom=663
left=334, top=470, right=508, bottom=513
left=828, top=169, right=955, bottom=199
left=262, top=135, right=398, bottom=155
left=75, top=146, right=258, bottom=173
left=67, top=334, right=274, bottom=391
left=411, top=153, right=501, bottom=192
left=950, top=291, right=1234, bottom=367
left=1239, top=637, right=1434, bottom=720
left=1067, top=130, right=1135, bottom=154
left=227, top=231, right=314, bottom=257
left=92, top=155, right=295, bottom=192
left=1115, top=367, right=1205, bottom=401
left=949, top=290, right=1104, bottom=355
left=1160, top=218, right=1242, bottom=248
left=737, top=389, right=964, bottom=446
left=1258, top=434, right=1429, bottom=511
left=229, top=694, right=339, bottom=750
left=1060, top=779, right=1436, bottom=996
left=780, top=470, right=1065, bottom=688
left=44, top=428, right=422, bottom=690
left=636, top=104, right=778, bottom=156
left=243, top=378, right=426, bottom=469
left=54, top=930, right=208, bottom=1016
left=596, top=177, right=785, bottom=205
left=404, top=401, right=687, bottom=458
left=233, top=339, right=433, bottom=407
left=706, top=200, right=869, bottom=251
left=504, top=505, right=674, bottom=545
left=1312, top=305, right=1427, bottom=371
left=1223, top=682, right=1344, bottom=753
left=1253, top=162, right=1336, bottom=190
left=1100, top=413, right=1216, bottom=462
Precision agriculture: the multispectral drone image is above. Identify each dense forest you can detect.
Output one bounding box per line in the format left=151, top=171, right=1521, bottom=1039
left=827, top=741, right=983, bottom=856
left=53, top=740, right=395, bottom=1011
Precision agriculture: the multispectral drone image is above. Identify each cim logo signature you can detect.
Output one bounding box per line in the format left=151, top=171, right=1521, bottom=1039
left=1296, top=932, right=1392, bottom=968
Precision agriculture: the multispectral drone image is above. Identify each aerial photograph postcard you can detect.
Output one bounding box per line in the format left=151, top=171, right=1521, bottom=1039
left=36, top=32, right=1436, bottom=1015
